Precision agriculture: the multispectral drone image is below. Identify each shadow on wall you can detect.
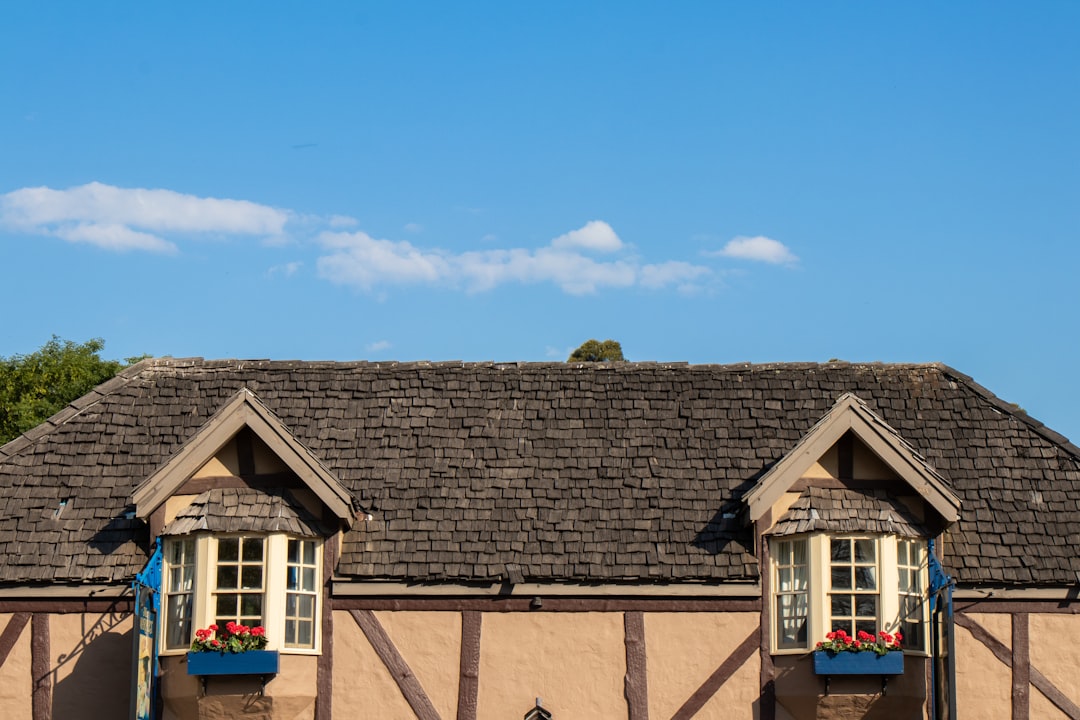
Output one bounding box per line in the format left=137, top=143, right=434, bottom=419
left=52, top=609, right=133, bottom=720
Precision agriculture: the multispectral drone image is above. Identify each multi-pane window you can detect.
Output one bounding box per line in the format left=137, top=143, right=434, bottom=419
left=774, top=538, right=809, bottom=649
left=160, top=533, right=323, bottom=654
left=897, top=538, right=925, bottom=651
left=213, top=536, right=265, bottom=629
left=285, top=539, right=319, bottom=648
left=829, top=537, right=879, bottom=637
left=164, top=538, right=196, bottom=649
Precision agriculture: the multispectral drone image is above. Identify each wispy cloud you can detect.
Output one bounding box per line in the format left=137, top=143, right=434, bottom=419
left=714, top=235, right=798, bottom=265
left=366, top=340, right=392, bottom=352
left=268, top=261, right=303, bottom=278
left=0, top=182, right=289, bottom=253
left=316, top=220, right=710, bottom=295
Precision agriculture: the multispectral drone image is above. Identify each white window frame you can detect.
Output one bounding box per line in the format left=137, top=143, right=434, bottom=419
left=160, top=533, right=322, bottom=656
left=770, top=533, right=928, bottom=656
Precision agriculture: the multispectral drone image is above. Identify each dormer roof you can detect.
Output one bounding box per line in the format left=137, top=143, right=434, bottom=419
left=131, top=388, right=355, bottom=528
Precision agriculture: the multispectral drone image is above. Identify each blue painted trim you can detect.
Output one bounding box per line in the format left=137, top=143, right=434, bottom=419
left=812, top=650, right=904, bottom=675
left=186, top=650, right=280, bottom=676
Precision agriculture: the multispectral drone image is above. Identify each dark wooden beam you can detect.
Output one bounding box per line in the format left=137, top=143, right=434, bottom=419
left=236, top=428, right=256, bottom=478
left=457, top=611, right=481, bottom=720
left=316, top=534, right=338, bottom=720
left=31, top=613, right=50, bottom=720
left=331, top=598, right=761, bottom=613
left=623, top=611, right=649, bottom=720
left=837, top=431, right=854, bottom=480
left=349, top=609, right=441, bottom=720
left=1012, top=613, right=1029, bottom=720
left=955, top=600, right=1080, bottom=615
left=0, top=612, right=30, bottom=669
left=0, top=600, right=133, bottom=614
left=757, top=509, right=775, bottom=720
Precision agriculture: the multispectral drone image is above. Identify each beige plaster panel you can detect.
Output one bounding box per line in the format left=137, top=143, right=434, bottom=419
left=806, top=445, right=837, bottom=479
left=50, top=612, right=133, bottom=720
left=0, top=613, right=33, bottom=720
left=374, top=611, right=461, bottom=720
left=954, top=622, right=1010, bottom=720
left=194, top=438, right=238, bottom=478
left=966, top=612, right=1012, bottom=649
left=692, top=645, right=760, bottom=719
left=1031, top=688, right=1070, bottom=720
left=160, top=653, right=316, bottom=720
left=332, top=610, right=418, bottom=719
left=644, top=612, right=759, bottom=719
left=1030, top=614, right=1080, bottom=712
left=478, top=612, right=624, bottom=720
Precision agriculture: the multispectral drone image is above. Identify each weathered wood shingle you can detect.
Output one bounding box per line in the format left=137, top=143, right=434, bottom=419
left=0, top=359, right=1077, bottom=587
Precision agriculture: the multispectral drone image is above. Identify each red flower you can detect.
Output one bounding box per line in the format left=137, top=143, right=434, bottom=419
left=208, top=624, right=218, bottom=632
left=251, top=626, right=266, bottom=637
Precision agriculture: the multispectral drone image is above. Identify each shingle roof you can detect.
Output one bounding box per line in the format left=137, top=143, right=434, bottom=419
left=0, top=359, right=1078, bottom=586
left=770, top=487, right=926, bottom=538
left=161, top=487, right=327, bottom=537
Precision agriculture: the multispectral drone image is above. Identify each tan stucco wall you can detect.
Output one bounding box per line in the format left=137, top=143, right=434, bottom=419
left=333, top=610, right=419, bottom=719
left=374, top=611, right=462, bottom=719
left=51, top=612, right=133, bottom=720
left=954, top=618, right=1010, bottom=720
left=478, top=612, right=625, bottom=720
left=0, top=613, right=33, bottom=720
left=644, top=612, right=759, bottom=719
left=1031, top=614, right=1080, bottom=714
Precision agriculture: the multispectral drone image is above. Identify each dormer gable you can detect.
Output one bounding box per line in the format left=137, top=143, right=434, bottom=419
left=132, top=388, right=355, bottom=529
left=744, top=392, right=961, bottom=528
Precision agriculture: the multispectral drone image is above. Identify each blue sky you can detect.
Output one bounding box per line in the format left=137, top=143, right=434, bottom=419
left=2, top=3, right=1079, bottom=441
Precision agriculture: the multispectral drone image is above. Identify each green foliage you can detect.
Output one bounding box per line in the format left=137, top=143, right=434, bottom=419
left=568, top=339, right=625, bottom=363
left=0, top=336, right=143, bottom=445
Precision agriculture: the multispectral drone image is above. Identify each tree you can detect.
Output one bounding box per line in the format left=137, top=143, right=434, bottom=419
left=0, top=337, right=144, bottom=445
left=568, top=339, right=625, bottom=363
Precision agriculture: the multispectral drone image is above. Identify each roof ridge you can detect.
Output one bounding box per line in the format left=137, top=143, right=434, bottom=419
left=938, top=364, right=1080, bottom=460
left=0, top=358, right=153, bottom=461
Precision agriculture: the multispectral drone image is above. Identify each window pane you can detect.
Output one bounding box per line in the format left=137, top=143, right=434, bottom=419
left=831, top=566, right=852, bottom=590
left=217, top=538, right=238, bottom=562
left=831, top=594, right=851, bottom=617
left=288, top=539, right=300, bottom=564
left=298, top=621, right=313, bottom=647
left=285, top=619, right=296, bottom=645
left=216, top=595, right=237, bottom=616
left=242, top=538, right=264, bottom=562
left=778, top=567, right=792, bottom=592
left=898, top=540, right=909, bottom=565
left=831, top=538, right=850, bottom=562
left=298, top=595, right=314, bottom=617
left=855, top=567, right=877, bottom=590
left=855, top=595, right=877, bottom=618
left=241, top=566, right=262, bottom=589
left=832, top=620, right=853, bottom=636
left=217, top=566, right=238, bottom=589
left=286, top=594, right=297, bottom=615
left=303, top=541, right=316, bottom=564
left=240, top=594, right=262, bottom=617
left=778, top=541, right=791, bottom=563
left=791, top=565, right=807, bottom=592
left=287, top=566, right=299, bottom=591
left=855, top=619, right=877, bottom=637
left=854, top=539, right=875, bottom=562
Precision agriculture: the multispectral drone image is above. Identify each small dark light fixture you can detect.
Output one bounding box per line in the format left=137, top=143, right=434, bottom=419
left=530, top=596, right=543, bottom=609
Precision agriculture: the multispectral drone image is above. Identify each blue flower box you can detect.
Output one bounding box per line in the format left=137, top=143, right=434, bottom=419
left=186, top=650, right=279, bottom=676
left=812, top=650, right=904, bottom=675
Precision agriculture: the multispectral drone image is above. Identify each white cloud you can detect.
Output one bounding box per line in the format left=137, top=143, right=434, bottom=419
left=550, top=220, right=623, bottom=252
left=316, top=221, right=706, bottom=295
left=0, top=182, right=289, bottom=253
left=403, top=222, right=423, bottom=234
left=267, top=261, right=303, bottom=278
left=366, top=340, right=392, bottom=352
left=328, top=214, right=358, bottom=229
left=715, top=235, right=798, bottom=265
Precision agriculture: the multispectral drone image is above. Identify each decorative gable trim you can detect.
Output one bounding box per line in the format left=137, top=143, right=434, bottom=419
left=131, top=388, right=355, bottom=527
left=744, top=392, right=961, bottom=524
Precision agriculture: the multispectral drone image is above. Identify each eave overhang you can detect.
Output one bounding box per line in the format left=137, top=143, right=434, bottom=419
left=131, top=388, right=355, bottom=528
left=744, top=392, right=961, bottom=525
